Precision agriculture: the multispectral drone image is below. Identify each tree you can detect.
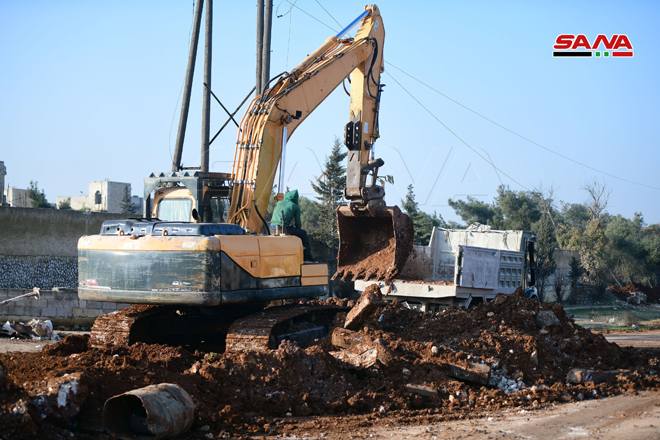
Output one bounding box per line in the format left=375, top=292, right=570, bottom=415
left=533, top=213, right=557, bottom=302
left=310, top=137, right=347, bottom=259
left=120, top=187, right=134, bottom=214
left=58, top=197, right=72, bottom=210
left=27, top=181, right=52, bottom=208
left=448, top=195, right=500, bottom=226
left=402, top=184, right=445, bottom=245
left=567, top=256, right=584, bottom=304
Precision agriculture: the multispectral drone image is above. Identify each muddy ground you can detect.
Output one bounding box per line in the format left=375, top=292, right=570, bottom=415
left=1, top=290, right=660, bottom=439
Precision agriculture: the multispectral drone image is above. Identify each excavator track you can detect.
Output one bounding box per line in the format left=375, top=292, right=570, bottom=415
left=225, top=304, right=348, bottom=352
left=90, top=304, right=348, bottom=353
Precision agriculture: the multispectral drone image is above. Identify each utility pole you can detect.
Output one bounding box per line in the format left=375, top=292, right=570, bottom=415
left=201, top=0, right=213, bottom=173
left=261, top=0, right=273, bottom=94
left=256, top=0, right=264, bottom=96
left=172, top=0, right=204, bottom=172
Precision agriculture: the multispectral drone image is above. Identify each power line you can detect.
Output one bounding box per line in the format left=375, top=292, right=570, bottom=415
left=315, top=0, right=342, bottom=28
left=386, top=61, right=660, bottom=191
left=282, top=0, right=338, bottom=32
left=386, top=70, right=530, bottom=191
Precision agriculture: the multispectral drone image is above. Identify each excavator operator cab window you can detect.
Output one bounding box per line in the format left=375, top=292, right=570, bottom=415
left=203, top=195, right=229, bottom=223
left=156, top=198, right=193, bottom=222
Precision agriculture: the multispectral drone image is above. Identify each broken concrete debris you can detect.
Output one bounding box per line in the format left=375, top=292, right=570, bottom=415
left=566, top=368, right=632, bottom=385
left=445, top=362, right=491, bottom=386
left=343, top=284, right=384, bottom=330
left=535, top=310, right=561, bottom=328
left=405, top=384, right=438, bottom=397
left=0, top=320, right=61, bottom=341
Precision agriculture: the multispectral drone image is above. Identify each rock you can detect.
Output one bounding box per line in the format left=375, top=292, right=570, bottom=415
left=330, top=342, right=393, bottom=369
left=331, top=328, right=369, bottom=349
left=405, top=384, right=438, bottom=397
left=536, top=311, right=561, bottom=328
left=431, top=346, right=439, bottom=356
left=445, top=362, right=491, bottom=385
left=531, top=350, right=538, bottom=365
left=566, top=368, right=631, bottom=385
left=344, top=285, right=384, bottom=330
left=627, top=291, right=647, bottom=305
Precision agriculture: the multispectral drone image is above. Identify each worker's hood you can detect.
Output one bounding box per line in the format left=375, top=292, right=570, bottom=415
left=284, top=189, right=299, bottom=205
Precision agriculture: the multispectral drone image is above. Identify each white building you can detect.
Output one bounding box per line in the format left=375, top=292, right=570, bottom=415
left=4, top=187, right=31, bottom=208
left=57, top=179, right=142, bottom=214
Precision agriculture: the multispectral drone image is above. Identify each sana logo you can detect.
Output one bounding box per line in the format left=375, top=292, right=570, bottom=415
left=553, top=34, right=633, bottom=58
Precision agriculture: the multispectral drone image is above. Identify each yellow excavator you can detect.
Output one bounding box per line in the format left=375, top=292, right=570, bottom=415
left=78, top=4, right=412, bottom=351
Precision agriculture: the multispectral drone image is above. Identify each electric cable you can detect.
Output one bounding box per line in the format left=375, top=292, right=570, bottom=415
left=282, top=0, right=338, bottom=32
left=314, top=0, right=342, bottom=28
left=385, top=61, right=660, bottom=191
left=386, top=70, right=529, bottom=191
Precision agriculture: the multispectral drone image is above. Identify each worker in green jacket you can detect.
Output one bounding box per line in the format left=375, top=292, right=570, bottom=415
left=271, top=189, right=316, bottom=262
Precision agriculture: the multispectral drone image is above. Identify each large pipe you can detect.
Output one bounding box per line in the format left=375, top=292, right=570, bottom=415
left=172, top=0, right=204, bottom=172
left=201, top=0, right=213, bottom=173
left=261, top=0, right=273, bottom=94
left=256, top=0, right=264, bottom=96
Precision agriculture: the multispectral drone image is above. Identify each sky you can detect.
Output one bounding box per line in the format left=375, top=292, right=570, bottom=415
left=1, top=0, right=659, bottom=225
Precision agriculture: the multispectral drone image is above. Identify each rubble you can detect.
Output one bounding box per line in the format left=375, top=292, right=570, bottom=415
left=343, top=284, right=384, bottom=330
left=566, top=368, right=632, bottom=385
left=0, top=320, right=61, bottom=341
left=0, top=289, right=659, bottom=439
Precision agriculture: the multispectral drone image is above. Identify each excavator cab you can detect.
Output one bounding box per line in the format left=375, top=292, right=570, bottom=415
left=143, top=172, right=232, bottom=223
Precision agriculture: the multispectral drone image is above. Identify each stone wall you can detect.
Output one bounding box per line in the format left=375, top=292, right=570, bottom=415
left=0, top=206, right=126, bottom=289
left=0, top=288, right=129, bottom=327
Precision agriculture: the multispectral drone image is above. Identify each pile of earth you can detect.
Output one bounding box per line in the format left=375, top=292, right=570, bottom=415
left=1, top=290, right=659, bottom=439
left=608, top=283, right=660, bottom=303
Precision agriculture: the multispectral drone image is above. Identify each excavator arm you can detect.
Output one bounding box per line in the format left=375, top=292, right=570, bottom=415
left=227, top=5, right=386, bottom=233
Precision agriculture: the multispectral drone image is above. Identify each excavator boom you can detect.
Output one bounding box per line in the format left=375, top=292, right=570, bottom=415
left=227, top=5, right=413, bottom=279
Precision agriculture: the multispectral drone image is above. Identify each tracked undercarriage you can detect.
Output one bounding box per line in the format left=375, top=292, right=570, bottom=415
left=90, top=303, right=348, bottom=353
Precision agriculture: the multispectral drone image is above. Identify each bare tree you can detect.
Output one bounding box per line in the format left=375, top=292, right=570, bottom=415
left=534, top=183, right=559, bottom=229
left=581, top=179, right=611, bottom=220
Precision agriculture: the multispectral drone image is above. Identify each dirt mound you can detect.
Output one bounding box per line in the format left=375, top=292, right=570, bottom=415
left=609, top=283, right=660, bottom=303
left=1, top=291, right=659, bottom=439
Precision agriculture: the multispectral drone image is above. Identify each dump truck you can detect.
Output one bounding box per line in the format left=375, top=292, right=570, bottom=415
left=354, top=224, right=539, bottom=311
left=78, top=4, right=413, bottom=351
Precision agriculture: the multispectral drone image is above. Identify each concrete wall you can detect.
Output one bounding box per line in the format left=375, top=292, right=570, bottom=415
left=0, top=206, right=126, bottom=289
left=543, top=249, right=581, bottom=302
left=0, top=288, right=129, bottom=327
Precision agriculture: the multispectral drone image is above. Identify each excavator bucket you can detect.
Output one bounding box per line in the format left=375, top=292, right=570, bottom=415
left=334, top=205, right=414, bottom=281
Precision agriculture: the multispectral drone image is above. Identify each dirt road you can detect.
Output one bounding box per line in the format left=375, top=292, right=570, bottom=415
left=291, top=391, right=660, bottom=440
left=605, top=330, right=660, bottom=348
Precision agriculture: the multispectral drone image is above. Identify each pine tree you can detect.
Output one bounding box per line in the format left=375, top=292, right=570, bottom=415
left=27, top=181, right=52, bottom=208
left=120, top=186, right=134, bottom=214
left=402, top=184, right=445, bottom=245
left=311, top=137, right=347, bottom=258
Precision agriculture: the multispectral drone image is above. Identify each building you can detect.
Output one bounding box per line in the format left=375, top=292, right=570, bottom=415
left=0, top=161, right=5, bottom=205
left=4, top=187, right=31, bottom=208
left=57, top=179, right=142, bottom=214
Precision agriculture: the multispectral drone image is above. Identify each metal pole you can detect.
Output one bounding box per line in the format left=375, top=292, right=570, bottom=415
left=172, top=0, right=204, bottom=172
left=256, top=0, right=264, bottom=97
left=261, top=0, right=273, bottom=94
left=201, top=0, right=212, bottom=173
left=278, top=126, right=288, bottom=193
